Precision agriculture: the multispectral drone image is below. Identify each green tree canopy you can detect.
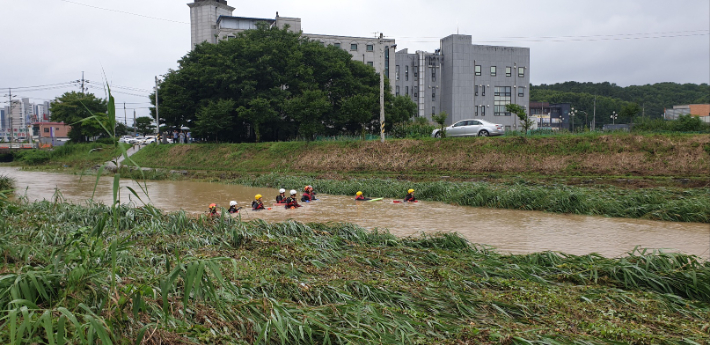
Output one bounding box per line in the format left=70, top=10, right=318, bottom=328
left=135, top=116, right=156, bottom=136
left=153, top=23, right=411, bottom=142
left=49, top=92, right=108, bottom=142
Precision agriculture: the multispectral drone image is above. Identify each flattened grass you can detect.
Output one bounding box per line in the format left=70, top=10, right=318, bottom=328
left=1, top=201, right=709, bottom=344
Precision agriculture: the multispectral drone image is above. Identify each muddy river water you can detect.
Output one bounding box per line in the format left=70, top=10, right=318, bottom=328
left=2, top=167, right=708, bottom=259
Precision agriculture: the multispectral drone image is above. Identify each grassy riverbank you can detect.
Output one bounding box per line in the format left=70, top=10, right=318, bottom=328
left=126, top=133, right=710, bottom=178
left=1, top=201, right=709, bottom=344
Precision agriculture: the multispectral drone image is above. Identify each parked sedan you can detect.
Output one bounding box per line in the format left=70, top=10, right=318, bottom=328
left=432, top=119, right=505, bottom=137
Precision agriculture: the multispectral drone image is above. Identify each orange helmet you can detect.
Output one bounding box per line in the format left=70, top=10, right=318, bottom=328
left=209, top=203, right=217, bottom=209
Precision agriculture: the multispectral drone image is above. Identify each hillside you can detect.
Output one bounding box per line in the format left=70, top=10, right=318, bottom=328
left=128, top=133, right=710, bottom=179
left=530, top=82, right=710, bottom=125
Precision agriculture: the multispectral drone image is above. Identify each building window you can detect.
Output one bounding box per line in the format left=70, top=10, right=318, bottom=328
left=396, top=86, right=400, bottom=96
left=351, top=44, right=358, bottom=51
left=506, top=67, right=511, bottom=77
left=366, top=44, right=374, bottom=52
left=405, top=66, right=409, bottom=81
left=475, top=65, right=481, bottom=76
left=413, top=66, right=418, bottom=79
left=432, top=107, right=436, bottom=116
left=405, top=86, right=409, bottom=96
left=334, top=43, right=341, bottom=48
left=475, top=85, right=479, bottom=96
left=490, top=66, right=497, bottom=77
left=518, top=67, right=525, bottom=78
left=475, top=106, right=479, bottom=116
left=482, top=86, right=486, bottom=96
left=432, top=67, right=436, bottom=82
left=518, top=87, right=525, bottom=97
left=414, top=86, right=418, bottom=98
left=494, top=86, right=512, bottom=116
left=227, top=35, right=236, bottom=40
left=367, top=61, right=374, bottom=67
left=44, top=128, right=49, bottom=133
left=396, top=65, right=400, bottom=80
left=481, top=106, right=486, bottom=116
left=432, top=90, right=436, bottom=101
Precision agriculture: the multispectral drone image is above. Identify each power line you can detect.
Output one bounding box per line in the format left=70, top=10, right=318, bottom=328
left=395, top=29, right=710, bottom=43
left=58, top=0, right=189, bottom=25
left=0, top=82, right=77, bottom=90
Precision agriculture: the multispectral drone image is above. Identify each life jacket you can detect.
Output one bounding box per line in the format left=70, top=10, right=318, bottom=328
left=209, top=210, right=220, bottom=218
left=228, top=206, right=239, bottom=214
left=404, top=194, right=416, bottom=202
left=252, top=200, right=265, bottom=210
left=276, top=195, right=286, bottom=203
left=285, top=197, right=301, bottom=208
left=301, top=192, right=312, bottom=202
left=355, top=195, right=366, bottom=200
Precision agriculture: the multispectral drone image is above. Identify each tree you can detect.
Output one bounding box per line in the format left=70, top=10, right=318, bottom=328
left=285, top=89, right=331, bottom=141
left=620, top=102, right=642, bottom=122
left=115, top=123, right=129, bottom=137
left=135, top=116, right=156, bottom=136
left=506, top=104, right=534, bottom=135
left=193, top=99, right=237, bottom=142
left=431, top=111, right=448, bottom=138
left=386, top=95, right=418, bottom=130
left=49, top=92, right=108, bottom=142
left=153, top=23, right=387, bottom=142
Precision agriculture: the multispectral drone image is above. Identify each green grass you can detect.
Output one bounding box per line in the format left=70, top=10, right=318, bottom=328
left=0, top=200, right=709, bottom=344
left=232, top=174, right=710, bottom=223
left=11, top=143, right=132, bottom=169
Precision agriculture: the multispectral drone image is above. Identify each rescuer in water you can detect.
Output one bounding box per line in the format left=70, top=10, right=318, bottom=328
left=285, top=190, right=302, bottom=209
left=276, top=188, right=286, bottom=203
left=404, top=189, right=417, bottom=202
left=252, top=194, right=265, bottom=210
left=355, top=191, right=371, bottom=201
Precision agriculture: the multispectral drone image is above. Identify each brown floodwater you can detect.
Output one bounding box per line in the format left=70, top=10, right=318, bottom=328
left=2, top=167, right=709, bottom=259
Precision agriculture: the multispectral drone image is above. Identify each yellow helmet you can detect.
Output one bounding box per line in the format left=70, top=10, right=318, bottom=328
left=356, top=191, right=363, bottom=196
left=255, top=194, right=262, bottom=200
left=408, top=189, right=415, bottom=194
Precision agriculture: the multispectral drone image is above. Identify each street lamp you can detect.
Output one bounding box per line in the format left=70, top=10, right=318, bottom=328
left=610, top=111, right=618, bottom=125
left=570, top=107, right=588, bottom=132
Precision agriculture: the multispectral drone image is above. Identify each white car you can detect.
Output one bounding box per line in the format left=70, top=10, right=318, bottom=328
left=140, top=136, right=157, bottom=144
left=432, top=119, right=505, bottom=137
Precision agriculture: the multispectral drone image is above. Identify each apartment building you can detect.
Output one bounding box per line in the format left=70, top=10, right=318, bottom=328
left=188, top=0, right=396, bottom=84
left=396, top=35, right=530, bottom=128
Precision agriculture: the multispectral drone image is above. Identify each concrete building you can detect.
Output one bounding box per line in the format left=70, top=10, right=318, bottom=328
left=396, top=34, right=530, bottom=129
left=188, top=0, right=396, bottom=86
left=529, top=102, right=572, bottom=130
left=664, top=104, right=710, bottom=123
left=31, top=122, right=71, bottom=146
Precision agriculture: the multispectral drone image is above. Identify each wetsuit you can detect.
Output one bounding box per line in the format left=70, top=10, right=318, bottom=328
left=355, top=195, right=371, bottom=201
left=404, top=193, right=416, bottom=202
left=228, top=206, right=239, bottom=214
left=276, top=194, right=286, bottom=203
left=285, top=197, right=302, bottom=209
left=301, top=192, right=313, bottom=202
left=252, top=200, right=265, bottom=210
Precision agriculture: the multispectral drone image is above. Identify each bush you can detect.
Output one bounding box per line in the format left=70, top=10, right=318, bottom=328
left=633, top=115, right=710, bottom=133
left=15, top=150, right=51, bottom=165
left=391, top=120, right=436, bottom=139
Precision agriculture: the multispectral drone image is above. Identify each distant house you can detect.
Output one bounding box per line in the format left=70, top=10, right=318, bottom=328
left=529, top=102, right=572, bottom=130
left=31, top=122, right=71, bottom=146
left=664, top=104, right=710, bottom=123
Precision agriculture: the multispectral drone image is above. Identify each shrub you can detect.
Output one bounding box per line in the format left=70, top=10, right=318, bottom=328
left=15, top=150, right=51, bottom=165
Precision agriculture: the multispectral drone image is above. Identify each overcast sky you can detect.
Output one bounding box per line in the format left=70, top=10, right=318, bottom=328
left=1, top=0, right=708, bottom=122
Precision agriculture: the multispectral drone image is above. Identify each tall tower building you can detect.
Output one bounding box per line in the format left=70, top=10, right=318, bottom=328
left=188, top=0, right=235, bottom=49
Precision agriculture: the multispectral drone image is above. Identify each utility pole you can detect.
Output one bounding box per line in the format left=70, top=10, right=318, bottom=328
left=133, top=110, right=137, bottom=137
left=81, top=71, right=85, bottom=95
left=379, top=33, right=385, bottom=143
left=154, top=76, right=161, bottom=144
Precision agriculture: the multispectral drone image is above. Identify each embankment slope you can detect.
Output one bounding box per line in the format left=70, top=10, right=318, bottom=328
left=129, top=134, right=710, bottom=178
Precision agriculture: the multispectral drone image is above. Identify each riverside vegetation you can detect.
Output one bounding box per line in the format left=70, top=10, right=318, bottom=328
left=1, top=198, right=710, bottom=344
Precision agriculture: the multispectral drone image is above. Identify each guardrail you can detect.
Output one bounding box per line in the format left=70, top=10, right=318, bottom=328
left=0, top=143, right=37, bottom=149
